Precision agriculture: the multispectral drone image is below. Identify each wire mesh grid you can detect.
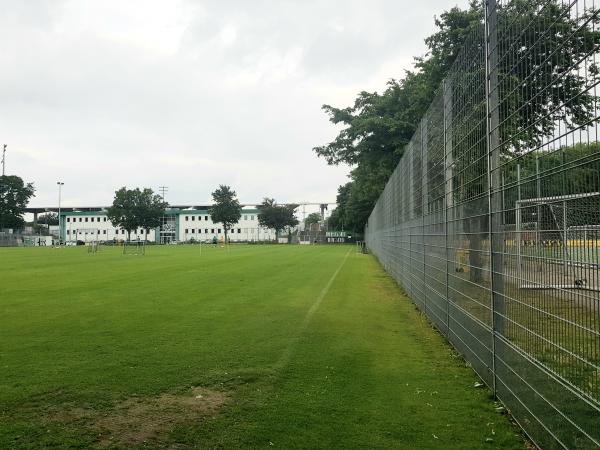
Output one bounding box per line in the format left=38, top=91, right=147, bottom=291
left=365, top=1, right=600, bottom=448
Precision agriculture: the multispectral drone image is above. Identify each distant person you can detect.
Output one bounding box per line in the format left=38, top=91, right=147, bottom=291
left=212, top=236, right=218, bottom=247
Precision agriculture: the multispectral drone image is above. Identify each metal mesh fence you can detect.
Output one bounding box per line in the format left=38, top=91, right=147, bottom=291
left=365, top=1, right=600, bottom=448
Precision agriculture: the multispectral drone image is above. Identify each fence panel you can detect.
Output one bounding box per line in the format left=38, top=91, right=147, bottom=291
left=365, top=1, right=600, bottom=448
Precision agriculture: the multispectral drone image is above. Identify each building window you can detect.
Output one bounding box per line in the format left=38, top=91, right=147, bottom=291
left=205, top=216, right=208, bottom=221
left=66, top=217, right=70, bottom=222
left=244, top=215, right=247, bottom=220
left=103, top=230, right=106, bottom=234
left=103, top=217, right=107, bottom=222
left=66, top=230, right=70, bottom=235
left=211, top=228, right=214, bottom=234
left=218, top=229, right=221, bottom=234
left=205, top=228, right=208, bottom=233
left=185, top=216, right=189, bottom=221
left=251, top=215, right=254, bottom=220
left=185, top=229, right=189, bottom=234
left=192, top=216, right=195, bottom=221
left=79, top=218, right=82, bottom=222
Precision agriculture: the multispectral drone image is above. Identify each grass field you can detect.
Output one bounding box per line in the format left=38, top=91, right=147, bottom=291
left=0, top=244, right=525, bottom=449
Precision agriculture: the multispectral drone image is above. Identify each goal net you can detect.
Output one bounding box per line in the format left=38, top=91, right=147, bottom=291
left=516, top=192, right=600, bottom=290
left=123, top=240, right=146, bottom=256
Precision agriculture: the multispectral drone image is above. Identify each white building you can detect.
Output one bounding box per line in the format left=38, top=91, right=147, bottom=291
left=59, top=207, right=277, bottom=244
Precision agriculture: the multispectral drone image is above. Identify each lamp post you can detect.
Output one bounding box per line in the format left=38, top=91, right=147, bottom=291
left=57, top=182, right=64, bottom=245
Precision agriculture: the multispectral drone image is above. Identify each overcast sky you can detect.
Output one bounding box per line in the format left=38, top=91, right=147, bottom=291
left=0, top=0, right=466, bottom=207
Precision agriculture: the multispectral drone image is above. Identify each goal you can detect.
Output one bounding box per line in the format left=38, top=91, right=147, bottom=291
left=123, top=240, right=146, bottom=256
left=515, top=192, right=600, bottom=291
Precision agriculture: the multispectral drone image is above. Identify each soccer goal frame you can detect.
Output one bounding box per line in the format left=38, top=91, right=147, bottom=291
left=515, top=191, right=600, bottom=291
left=123, top=239, right=146, bottom=256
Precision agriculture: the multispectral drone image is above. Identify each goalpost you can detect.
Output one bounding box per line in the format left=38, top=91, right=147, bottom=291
left=515, top=191, right=600, bottom=290
left=356, top=241, right=368, bottom=254
left=123, top=239, right=146, bottom=256
left=75, top=228, right=101, bottom=253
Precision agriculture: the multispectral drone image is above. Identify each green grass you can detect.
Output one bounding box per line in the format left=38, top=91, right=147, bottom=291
left=0, top=244, right=525, bottom=449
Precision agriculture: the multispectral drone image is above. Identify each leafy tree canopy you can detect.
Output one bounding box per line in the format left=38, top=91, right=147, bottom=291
left=209, top=185, right=241, bottom=241
left=37, top=212, right=59, bottom=225
left=0, top=175, right=35, bottom=230
left=257, top=198, right=299, bottom=240
left=135, top=188, right=168, bottom=236
left=107, top=187, right=167, bottom=240
left=314, top=0, right=599, bottom=233
left=313, top=5, right=478, bottom=233
left=304, top=212, right=322, bottom=226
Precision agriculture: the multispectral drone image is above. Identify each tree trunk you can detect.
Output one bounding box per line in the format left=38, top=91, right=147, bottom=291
left=466, top=212, right=486, bottom=283
left=224, top=227, right=228, bottom=245
left=469, top=233, right=484, bottom=282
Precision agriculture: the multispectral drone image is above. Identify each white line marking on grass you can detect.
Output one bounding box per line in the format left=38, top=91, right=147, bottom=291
left=276, top=248, right=352, bottom=369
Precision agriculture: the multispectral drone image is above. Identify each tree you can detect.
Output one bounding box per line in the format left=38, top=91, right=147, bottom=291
left=37, top=212, right=59, bottom=225
left=134, top=188, right=168, bottom=241
left=311, top=3, right=473, bottom=228
left=209, top=185, right=241, bottom=243
left=315, top=0, right=599, bottom=238
left=257, top=198, right=299, bottom=241
left=304, top=212, right=322, bottom=226
left=0, top=175, right=35, bottom=230
left=107, top=187, right=168, bottom=241
left=315, top=0, right=600, bottom=281
left=107, top=187, right=141, bottom=241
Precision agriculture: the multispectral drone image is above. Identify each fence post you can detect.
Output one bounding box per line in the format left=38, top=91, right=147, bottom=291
left=422, top=119, right=428, bottom=314
left=485, top=0, right=503, bottom=397
left=443, top=80, right=453, bottom=336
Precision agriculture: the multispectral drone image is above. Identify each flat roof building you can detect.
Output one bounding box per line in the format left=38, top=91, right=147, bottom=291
left=59, top=208, right=276, bottom=244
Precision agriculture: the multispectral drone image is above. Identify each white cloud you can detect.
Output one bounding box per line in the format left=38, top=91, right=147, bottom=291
left=0, top=0, right=468, bottom=207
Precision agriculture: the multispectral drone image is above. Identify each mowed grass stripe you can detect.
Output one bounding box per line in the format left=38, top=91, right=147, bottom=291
left=276, top=248, right=352, bottom=369
left=0, top=245, right=524, bottom=449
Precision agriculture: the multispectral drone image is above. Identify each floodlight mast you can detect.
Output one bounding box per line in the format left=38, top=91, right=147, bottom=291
left=57, top=182, right=64, bottom=245
left=158, top=186, right=168, bottom=244
left=1, top=144, right=6, bottom=176
left=159, top=186, right=168, bottom=202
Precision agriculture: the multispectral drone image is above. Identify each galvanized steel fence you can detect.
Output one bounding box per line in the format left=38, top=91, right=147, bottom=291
left=365, top=1, right=600, bottom=448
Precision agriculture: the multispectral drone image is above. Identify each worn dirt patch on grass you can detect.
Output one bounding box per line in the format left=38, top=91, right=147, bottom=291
left=45, top=387, right=229, bottom=448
